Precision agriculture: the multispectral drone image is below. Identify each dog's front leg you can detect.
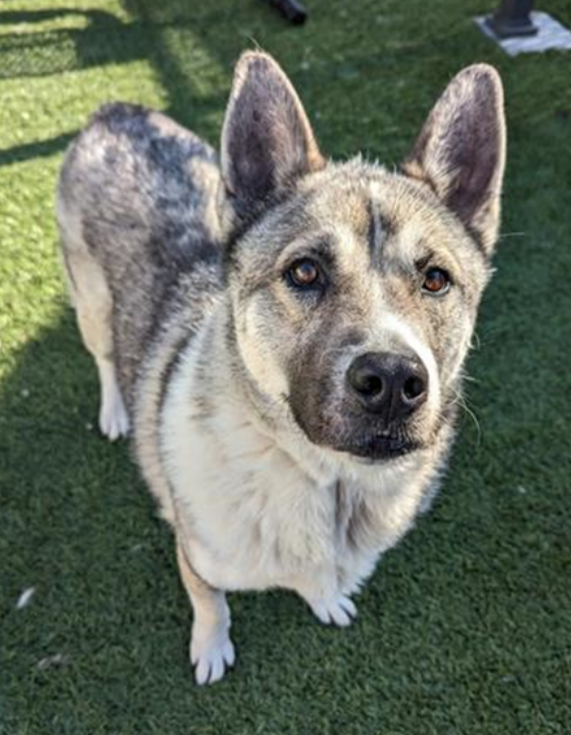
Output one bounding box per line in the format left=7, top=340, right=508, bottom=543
left=176, top=543, right=235, bottom=685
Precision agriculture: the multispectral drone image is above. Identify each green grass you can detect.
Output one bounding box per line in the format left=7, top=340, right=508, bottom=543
left=1, top=0, right=571, bottom=732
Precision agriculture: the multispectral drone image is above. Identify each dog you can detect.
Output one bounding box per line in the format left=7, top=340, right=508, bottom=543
left=56, top=51, right=506, bottom=684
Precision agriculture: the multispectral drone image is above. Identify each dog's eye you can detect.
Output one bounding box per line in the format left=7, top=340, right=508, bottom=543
left=422, top=267, right=450, bottom=296
left=287, top=259, right=321, bottom=289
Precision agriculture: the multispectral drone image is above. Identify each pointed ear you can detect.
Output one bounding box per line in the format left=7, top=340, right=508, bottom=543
left=402, top=65, right=506, bottom=255
left=220, top=51, right=325, bottom=221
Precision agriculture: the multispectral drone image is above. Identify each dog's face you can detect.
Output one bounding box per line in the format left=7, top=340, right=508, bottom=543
left=220, top=53, right=506, bottom=464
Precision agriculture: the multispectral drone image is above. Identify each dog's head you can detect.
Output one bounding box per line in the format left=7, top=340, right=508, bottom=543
left=219, top=52, right=505, bottom=464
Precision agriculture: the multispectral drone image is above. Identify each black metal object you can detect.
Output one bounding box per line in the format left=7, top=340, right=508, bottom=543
left=261, top=0, right=307, bottom=25
left=485, top=0, right=538, bottom=38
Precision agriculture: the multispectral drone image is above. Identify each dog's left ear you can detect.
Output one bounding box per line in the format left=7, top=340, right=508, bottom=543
left=403, top=65, right=506, bottom=255
left=221, top=51, right=325, bottom=222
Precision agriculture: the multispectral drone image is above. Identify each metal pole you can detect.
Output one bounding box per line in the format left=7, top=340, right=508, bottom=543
left=261, top=0, right=308, bottom=25
left=486, top=0, right=538, bottom=38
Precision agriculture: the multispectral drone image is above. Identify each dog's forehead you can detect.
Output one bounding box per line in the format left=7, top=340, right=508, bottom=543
left=300, top=167, right=452, bottom=263
left=235, top=160, right=485, bottom=287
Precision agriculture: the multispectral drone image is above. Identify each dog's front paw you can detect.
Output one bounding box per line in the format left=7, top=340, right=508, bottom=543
left=190, top=629, right=235, bottom=685
left=309, top=594, right=357, bottom=627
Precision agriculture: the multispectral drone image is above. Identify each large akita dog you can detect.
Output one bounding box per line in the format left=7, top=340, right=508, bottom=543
left=57, top=52, right=506, bottom=684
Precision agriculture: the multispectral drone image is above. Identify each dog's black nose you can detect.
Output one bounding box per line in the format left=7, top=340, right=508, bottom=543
left=346, top=352, right=428, bottom=420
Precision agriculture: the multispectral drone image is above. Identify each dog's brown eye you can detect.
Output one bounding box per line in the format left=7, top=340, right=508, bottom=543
left=423, top=267, right=450, bottom=295
left=288, top=259, right=320, bottom=288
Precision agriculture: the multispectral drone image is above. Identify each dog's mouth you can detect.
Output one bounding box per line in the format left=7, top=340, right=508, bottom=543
left=335, top=433, right=421, bottom=463
left=288, top=401, right=423, bottom=463
left=286, top=392, right=425, bottom=463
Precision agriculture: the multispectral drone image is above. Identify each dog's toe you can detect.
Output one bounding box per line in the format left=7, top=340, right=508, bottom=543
left=310, top=594, right=357, bottom=627
left=191, top=634, right=235, bottom=685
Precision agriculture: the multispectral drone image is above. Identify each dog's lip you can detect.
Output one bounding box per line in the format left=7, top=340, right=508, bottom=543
left=336, top=434, right=420, bottom=463
left=287, top=399, right=423, bottom=462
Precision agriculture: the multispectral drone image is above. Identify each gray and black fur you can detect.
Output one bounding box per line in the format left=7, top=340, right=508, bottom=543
left=59, top=104, right=223, bottom=405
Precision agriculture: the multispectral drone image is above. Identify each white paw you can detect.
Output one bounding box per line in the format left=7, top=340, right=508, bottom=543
left=99, top=394, right=130, bottom=441
left=309, top=594, right=357, bottom=627
left=191, top=630, right=235, bottom=685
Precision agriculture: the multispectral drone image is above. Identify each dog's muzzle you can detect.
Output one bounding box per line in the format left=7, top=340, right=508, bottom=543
left=288, top=348, right=430, bottom=462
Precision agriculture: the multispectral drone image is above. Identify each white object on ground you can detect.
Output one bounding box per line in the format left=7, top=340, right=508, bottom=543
left=16, top=587, right=35, bottom=610
left=37, top=654, right=66, bottom=670
left=475, top=12, right=571, bottom=56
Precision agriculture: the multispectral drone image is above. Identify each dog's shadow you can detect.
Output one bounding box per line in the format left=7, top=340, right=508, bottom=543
left=1, top=308, right=183, bottom=704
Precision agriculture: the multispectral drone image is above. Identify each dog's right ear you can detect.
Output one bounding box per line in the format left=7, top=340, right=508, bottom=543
left=221, top=52, right=325, bottom=222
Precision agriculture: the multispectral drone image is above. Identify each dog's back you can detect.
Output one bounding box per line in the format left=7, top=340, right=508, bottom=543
left=57, top=103, right=223, bottom=409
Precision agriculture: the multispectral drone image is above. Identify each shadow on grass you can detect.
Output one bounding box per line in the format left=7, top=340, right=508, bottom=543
left=0, top=132, right=77, bottom=167
left=0, top=307, right=187, bottom=729
left=0, top=0, right=287, bottom=166
left=0, top=9, right=152, bottom=79
left=0, top=2, right=244, bottom=165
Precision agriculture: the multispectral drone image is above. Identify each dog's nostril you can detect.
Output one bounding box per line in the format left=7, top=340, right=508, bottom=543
left=348, top=361, right=385, bottom=399
left=358, top=374, right=384, bottom=397
left=403, top=375, right=425, bottom=401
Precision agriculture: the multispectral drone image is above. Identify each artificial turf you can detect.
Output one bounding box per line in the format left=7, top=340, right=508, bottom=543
left=1, top=0, right=571, bottom=732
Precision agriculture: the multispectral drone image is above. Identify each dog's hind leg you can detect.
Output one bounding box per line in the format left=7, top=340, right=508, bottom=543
left=66, top=250, right=129, bottom=441
left=59, top=217, right=129, bottom=441
left=176, top=542, right=235, bottom=685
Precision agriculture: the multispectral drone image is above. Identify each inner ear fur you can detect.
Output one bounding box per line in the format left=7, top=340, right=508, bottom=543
left=220, top=51, right=325, bottom=222
left=402, top=64, right=506, bottom=255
